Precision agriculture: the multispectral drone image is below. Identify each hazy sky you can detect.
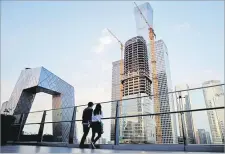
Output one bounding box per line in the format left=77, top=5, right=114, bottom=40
left=1, top=1, right=224, bottom=141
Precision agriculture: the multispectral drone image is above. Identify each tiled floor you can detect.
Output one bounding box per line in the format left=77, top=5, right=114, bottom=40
left=1, top=145, right=224, bottom=154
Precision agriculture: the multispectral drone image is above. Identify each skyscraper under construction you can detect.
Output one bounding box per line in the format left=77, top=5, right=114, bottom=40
left=120, top=36, right=156, bottom=143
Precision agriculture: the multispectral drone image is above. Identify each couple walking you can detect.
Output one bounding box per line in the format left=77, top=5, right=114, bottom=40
left=79, top=102, right=103, bottom=149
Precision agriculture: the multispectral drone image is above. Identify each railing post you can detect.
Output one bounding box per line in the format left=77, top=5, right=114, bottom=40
left=114, top=101, right=120, bottom=145
left=69, top=106, right=77, bottom=144
left=180, top=112, right=186, bottom=151
left=37, top=111, right=46, bottom=142
left=16, top=113, right=24, bottom=141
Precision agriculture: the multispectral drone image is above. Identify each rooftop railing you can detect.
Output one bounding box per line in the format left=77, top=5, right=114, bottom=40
left=6, top=83, right=225, bottom=147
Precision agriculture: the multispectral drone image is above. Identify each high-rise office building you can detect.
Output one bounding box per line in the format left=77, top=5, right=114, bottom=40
left=154, top=40, right=177, bottom=144
left=110, top=60, right=123, bottom=141
left=134, top=2, right=177, bottom=144
left=175, top=84, right=196, bottom=144
left=202, top=80, right=224, bottom=144
left=134, top=2, right=153, bottom=44
left=121, top=36, right=156, bottom=143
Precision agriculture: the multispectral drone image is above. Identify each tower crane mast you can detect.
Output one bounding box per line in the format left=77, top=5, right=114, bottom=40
left=107, top=29, right=124, bottom=101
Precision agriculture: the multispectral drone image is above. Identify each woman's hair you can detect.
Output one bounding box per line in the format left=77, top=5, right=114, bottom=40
left=93, top=104, right=102, bottom=115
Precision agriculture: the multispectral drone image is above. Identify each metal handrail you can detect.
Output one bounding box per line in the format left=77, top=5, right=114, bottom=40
left=13, top=106, right=224, bottom=126
left=9, top=101, right=225, bottom=147
left=12, top=83, right=225, bottom=115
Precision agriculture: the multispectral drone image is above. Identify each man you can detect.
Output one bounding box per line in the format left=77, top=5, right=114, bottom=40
left=79, top=102, right=94, bottom=148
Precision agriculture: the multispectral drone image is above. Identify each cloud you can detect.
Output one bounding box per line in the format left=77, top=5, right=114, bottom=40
left=92, top=28, right=113, bottom=54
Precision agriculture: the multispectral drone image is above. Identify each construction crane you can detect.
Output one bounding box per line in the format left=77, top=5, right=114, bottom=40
left=134, top=2, right=162, bottom=144
left=107, top=29, right=124, bottom=101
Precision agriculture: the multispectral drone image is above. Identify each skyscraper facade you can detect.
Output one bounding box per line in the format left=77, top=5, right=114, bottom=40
left=121, top=36, right=155, bottom=143
left=134, top=2, right=177, bottom=144
left=133, top=2, right=153, bottom=75
left=154, top=40, right=177, bottom=144
left=111, top=60, right=123, bottom=102
left=110, top=60, right=123, bottom=141
left=175, top=84, right=196, bottom=144
left=202, top=80, right=224, bottom=144
left=134, top=2, right=153, bottom=44
left=3, top=67, right=75, bottom=142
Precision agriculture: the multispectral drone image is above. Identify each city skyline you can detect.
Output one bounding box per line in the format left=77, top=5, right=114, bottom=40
left=1, top=1, right=224, bottom=144
left=1, top=1, right=224, bottom=106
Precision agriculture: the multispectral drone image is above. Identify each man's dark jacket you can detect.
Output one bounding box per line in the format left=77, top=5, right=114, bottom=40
left=82, top=107, right=93, bottom=124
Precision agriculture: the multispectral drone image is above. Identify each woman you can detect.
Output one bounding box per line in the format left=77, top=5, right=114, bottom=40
left=91, top=103, right=103, bottom=149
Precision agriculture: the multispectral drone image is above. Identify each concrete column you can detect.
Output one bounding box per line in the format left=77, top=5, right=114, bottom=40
left=180, top=112, right=187, bottom=151
left=17, top=113, right=24, bottom=141
left=37, top=111, right=46, bottom=142
left=69, top=107, right=76, bottom=144
left=114, top=101, right=120, bottom=145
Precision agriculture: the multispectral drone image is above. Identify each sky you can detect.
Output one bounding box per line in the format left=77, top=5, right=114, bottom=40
left=1, top=1, right=224, bottom=142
